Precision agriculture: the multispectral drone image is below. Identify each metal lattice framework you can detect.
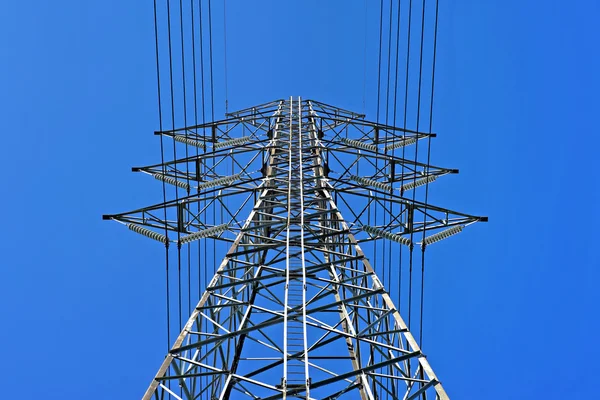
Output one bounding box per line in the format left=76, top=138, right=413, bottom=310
left=104, top=97, right=486, bottom=399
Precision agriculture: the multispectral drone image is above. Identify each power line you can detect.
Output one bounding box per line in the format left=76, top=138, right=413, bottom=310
left=411, top=0, right=426, bottom=350
left=376, top=0, right=384, bottom=124
left=189, top=0, right=199, bottom=321
left=392, top=0, right=403, bottom=336
left=362, top=0, right=368, bottom=114
left=208, top=0, right=216, bottom=290
left=420, top=0, right=440, bottom=348
left=177, top=0, right=190, bottom=338
left=165, top=0, right=184, bottom=339
left=223, top=0, right=229, bottom=114
left=152, top=0, right=172, bottom=356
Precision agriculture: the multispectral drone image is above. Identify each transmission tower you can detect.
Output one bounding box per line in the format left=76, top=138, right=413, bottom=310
left=104, top=97, right=486, bottom=399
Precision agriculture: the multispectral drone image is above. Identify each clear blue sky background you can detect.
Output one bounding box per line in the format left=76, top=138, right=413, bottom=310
left=1, top=1, right=599, bottom=398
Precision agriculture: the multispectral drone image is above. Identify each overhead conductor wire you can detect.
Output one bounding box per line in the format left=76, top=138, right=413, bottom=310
left=198, top=0, right=207, bottom=313
left=223, top=0, right=233, bottom=373
left=208, top=0, right=216, bottom=285
left=362, top=0, right=368, bottom=114
left=392, top=0, right=403, bottom=344
left=382, top=0, right=393, bottom=298
left=420, top=0, right=440, bottom=349
left=177, top=0, right=189, bottom=337
left=165, top=0, right=183, bottom=336
left=401, top=0, right=414, bottom=378
left=408, top=0, right=427, bottom=388
left=371, top=0, right=385, bottom=394
left=382, top=2, right=394, bottom=394
left=207, top=0, right=218, bottom=387
left=386, top=0, right=401, bottom=396
left=189, top=0, right=199, bottom=320
left=223, top=0, right=229, bottom=114
left=401, top=0, right=413, bottom=323
left=399, top=1, right=414, bottom=330
left=410, top=0, right=426, bottom=343
left=197, top=0, right=208, bottom=394
left=152, top=0, right=171, bottom=356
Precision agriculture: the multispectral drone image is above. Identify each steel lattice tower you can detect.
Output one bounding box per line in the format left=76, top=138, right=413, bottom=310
left=105, top=97, right=486, bottom=399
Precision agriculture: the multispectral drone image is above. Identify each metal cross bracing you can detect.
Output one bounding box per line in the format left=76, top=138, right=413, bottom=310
left=104, top=97, right=486, bottom=399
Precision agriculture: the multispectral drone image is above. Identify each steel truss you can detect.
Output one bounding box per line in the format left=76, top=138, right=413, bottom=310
left=105, top=97, right=486, bottom=399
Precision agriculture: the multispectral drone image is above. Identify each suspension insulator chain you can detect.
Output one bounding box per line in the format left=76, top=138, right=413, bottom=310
left=400, top=175, right=437, bottom=192
left=197, top=173, right=241, bottom=190
left=422, top=225, right=464, bottom=247
left=350, top=175, right=393, bottom=192
left=128, top=223, right=168, bottom=244
left=363, top=225, right=412, bottom=247
left=153, top=173, right=191, bottom=190
left=172, top=134, right=206, bottom=149
left=340, top=137, right=378, bottom=152
left=178, top=224, right=228, bottom=245
left=385, top=137, right=418, bottom=151
left=214, top=136, right=252, bottom=149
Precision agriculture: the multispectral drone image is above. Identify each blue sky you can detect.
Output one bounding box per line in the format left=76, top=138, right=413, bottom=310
left=1, top=0, right=599, bottom=398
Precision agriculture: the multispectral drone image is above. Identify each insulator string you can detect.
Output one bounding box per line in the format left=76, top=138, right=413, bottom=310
left=197, top=173, right=240, bottom=189
left=422, top=225, right=463, bottom=246
left=153, top=172, right=191, bottom=190
left=363, top=225, right=412, bottom=247
left=401, top=175, right=437, bottom=192
left=340, top=137, right=378, bottom=152
left=214, top=135, right=251, bottom=149
left=128, top=223, right=168, bottom=244
left=172, top=134, right=206, bottom=148
left=179, top=224, right=228, bottom=245
left=385, top=136, right=418, bottom=151
left=350, top=175, right=393, bottom=192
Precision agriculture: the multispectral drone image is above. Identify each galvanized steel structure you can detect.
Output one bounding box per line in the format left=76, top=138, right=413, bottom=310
left=104, top=97, right=486, bottom=399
